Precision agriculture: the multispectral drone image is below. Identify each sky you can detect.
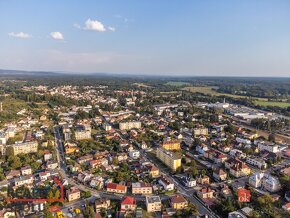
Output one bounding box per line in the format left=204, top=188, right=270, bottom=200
left=0, top=0, right=290, bottom=77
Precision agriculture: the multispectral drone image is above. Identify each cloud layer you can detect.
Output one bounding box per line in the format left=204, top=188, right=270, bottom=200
left=50, top=32, right=64, bottom=40
left=84, top=19, right=106, bottom=32
left=8, top=32, right=31, bottom=38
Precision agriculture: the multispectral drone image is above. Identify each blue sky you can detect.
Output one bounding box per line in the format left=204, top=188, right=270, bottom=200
left=0, top=0, right=290, bottom=76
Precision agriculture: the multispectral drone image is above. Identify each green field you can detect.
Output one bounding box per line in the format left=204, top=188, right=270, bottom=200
left=165, top=81, right=190, bottom=87
left=183, top=86, right=290, bottom=108
left=254, top=100, right=290, bottom=108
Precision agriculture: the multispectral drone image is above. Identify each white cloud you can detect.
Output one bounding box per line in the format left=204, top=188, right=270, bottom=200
left=108, top=26, right=116, bottom=32
left=84, top=19, right=106, bottom=32
left=50, top=32, right=64, bottom=40
left=8, top=32, right=31, bottom=38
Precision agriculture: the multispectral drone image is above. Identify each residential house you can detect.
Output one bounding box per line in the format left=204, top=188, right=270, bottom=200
left=39, top=171, right=51, bottom=181
left=197, top=175, right=210, bottom=185
left=14, top=175, right=34, bottom=187
left=204, top=149, right=228, bottom=163
left=159, top=176, right=174, bottom=191
left=120, top=196, right=137, bottom=212
left=132, top=182, right=153, bottom=195
left=106, top=183, right=127, bottom=194
left=5, top=170, right=21, bottom=180
left=170, top=195, right=188, bottom=210
left=197, top=187, right=214, bottom=199
left=213, top=168, right=227, bottom=181
left=66, top=187, right=81, bottom=202
left=129, top=150, right=140, bottom=159
left=146, top=196, right=162, bottom=212
left=77, top=155, right=93, bottom=165
left=95, top=198, right=110, bottom=213
left=249, top=172, right=281, bottom=192
left=20, top=166, right=32, bottom=176
left=181, top=176, right=196, bottom=187
left=149, top=165, right=160, bottom=178
left=246, top=157, right=267, bottom=169
left=46, top=160, right=58, bottom=170
left=225, top=158, right=251, bottom=178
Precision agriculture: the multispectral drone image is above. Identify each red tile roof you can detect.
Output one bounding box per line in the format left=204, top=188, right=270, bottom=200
left=121, top=196, right=136, bottom=205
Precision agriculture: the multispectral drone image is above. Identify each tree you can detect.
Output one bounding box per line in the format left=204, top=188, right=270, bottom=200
left=5, top=146, right=14, bottom=156
left=268, top=133, right=276, bottom=142
left=112, top=157, right=119, bottom=165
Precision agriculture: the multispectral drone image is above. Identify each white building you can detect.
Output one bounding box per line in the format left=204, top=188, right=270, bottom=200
left=249, top=172, right=281, bottom=192
left=159, top=176, right=174, bottom=191
left=249, top=172, right=264, bottom=188
left=119, top=121, right=141, bottom=130
left=246, top=157, right=267, bottom=169
left=256, top=141, right=279, bottom=153
left=262, top=175, right=281, bottom=192
left=129, top=150, right=140, bottom=159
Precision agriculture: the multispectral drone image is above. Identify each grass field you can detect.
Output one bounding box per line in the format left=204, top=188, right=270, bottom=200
left=183, top=86, right=290, bottom=108
left=254, top=100, right=290, bottom=108
left=165, top=81, right=190, bottom=86
left=182, top=86, right=266, bottom=101
left=133, top=83, right=152, bottom=88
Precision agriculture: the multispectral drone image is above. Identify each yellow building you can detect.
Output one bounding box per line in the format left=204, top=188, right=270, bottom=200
left=9, top=141, right=38, bottom=156
left=156, top=147, right=181, bottom=172
left=162, top=138, right=181, bottom=151
left=170, top=195, right=188, bottom=210
left=132, top=182, right=152, bottom=195
left=149, top=165, right=160, bottom=178
left=66, top=187, right=81, bottom=202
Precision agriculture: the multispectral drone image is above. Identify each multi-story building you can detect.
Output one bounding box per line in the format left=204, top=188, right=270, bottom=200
left=8, top=141, right=38, bottom=156
left=95, top=198, right=110, bottom=213
left=197, top=187, right=214, bottom=199
left=120, top=196, right=136, bottom=212
left=159, top=176, right=174, bottom=191
left=225, top=158, right=251, bottom=178
left=162, top=138, right=181, bottom=151
left=20, top=166, right=32, bottom=176
left=256, top=141, right=279, bottom=153
left=262, top=174, right=281, bottom=192
left=249, top=172, right=281, bottom=192
left=14, top=175, right=34, bottom=187
left=132, top=182, right=153, bottom=195
left=246, top=157, right=267, bottom=169
left=119, top=121, right=141, bottom=130
left=146, top=196, right=162, bottom=212
left=213, top=168, right=227, bottom=181
left=106, top=183, right=127, bottom=194
left=193, top=128, right=208, bottom=136
left=74, top=125, right=91, bottom=140
left=204, top=149, right=228, bottom=163
left=66, top=187, right=81, bottom=202
left=129, top=150, right=140, bottom=159
left=156, top=147, right=181, bottom=171
left=170, top=195, right=188, bottom=210
left=149, top=165, right=160, bottom=178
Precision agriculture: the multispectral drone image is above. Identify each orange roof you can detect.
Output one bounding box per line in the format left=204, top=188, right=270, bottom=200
left=121, top=196, right=136, bottom=205
left=107, top=183, right=126, bottom=191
